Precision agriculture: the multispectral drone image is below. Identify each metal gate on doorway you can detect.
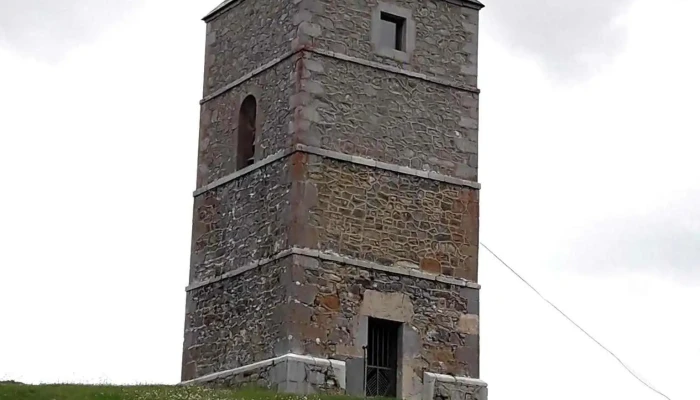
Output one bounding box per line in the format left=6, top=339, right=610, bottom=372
left=363, top=317, right=400, bottom=398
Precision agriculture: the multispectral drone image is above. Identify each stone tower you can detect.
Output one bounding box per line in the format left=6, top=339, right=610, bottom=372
left=181, top=1, right=486, bottom=399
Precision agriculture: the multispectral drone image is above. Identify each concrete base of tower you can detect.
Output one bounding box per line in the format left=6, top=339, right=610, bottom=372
left=423, top=372, right=488, bottom=400
left=180, top=353, right=346, bottom=395
left=180, top=353, right=487, bottom=400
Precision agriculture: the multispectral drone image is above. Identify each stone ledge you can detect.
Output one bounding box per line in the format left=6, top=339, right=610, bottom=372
left=201, top=50, right=297, bottom=104
left=308, top=48, right=480, bottom=94
left=180, top=353, right=346, bottom=393
left=186, top=249, right=295, bottom=291
left=200, top=48, right=480, bottom=105
left=193, top=148, right=294, bottom=197
left=193, top=144, right=481, bottom=197
left=186, top=247, right=481, bottom=292
left=297, top=144, right=481, bottom=190
left=456, top=0, right=486, bottom=11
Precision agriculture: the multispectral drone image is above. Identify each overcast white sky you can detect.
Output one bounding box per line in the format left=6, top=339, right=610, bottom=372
left=0, top=1, right=698, bottom=399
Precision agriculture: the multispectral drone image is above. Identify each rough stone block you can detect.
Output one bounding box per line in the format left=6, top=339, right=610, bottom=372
left=287, top=360, right=306, bottom=383
left=344, top=357, right=365, bottom=397
left=457, top=314, right=479, bottom=335
left=424, top=372, right=488, bottom=400
left=308, top=370, right=326, bottom=385
left=271, top=360, right=288, bottom=385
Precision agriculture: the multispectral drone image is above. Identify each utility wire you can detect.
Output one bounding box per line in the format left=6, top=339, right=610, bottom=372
left=479, top=242, right=672, bottom=400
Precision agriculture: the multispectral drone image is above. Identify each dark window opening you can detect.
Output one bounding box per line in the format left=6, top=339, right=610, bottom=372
left=365, top=317, right=400, bottom=398
left=379, top=12, right=406, bottom=51
left=237, top=95, right=257, bottom=170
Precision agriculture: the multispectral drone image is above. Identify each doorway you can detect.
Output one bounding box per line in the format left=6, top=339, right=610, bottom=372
left=365, top=317, right=400, bottom=397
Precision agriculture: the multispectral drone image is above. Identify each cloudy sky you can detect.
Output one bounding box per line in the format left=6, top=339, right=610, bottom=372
left=0, top=0, right=698, bottom=399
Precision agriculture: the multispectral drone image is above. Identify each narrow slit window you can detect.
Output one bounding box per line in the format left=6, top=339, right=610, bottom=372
left=379, top=12, right=406, bottom=51
left=237, top=95, right=257, bottom=170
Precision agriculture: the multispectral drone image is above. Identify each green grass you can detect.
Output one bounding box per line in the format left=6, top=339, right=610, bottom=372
left=0, top=384, right=368, bottom=400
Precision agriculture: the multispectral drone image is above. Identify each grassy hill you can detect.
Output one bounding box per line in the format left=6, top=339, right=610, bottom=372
left=0, top=383, right=359, bottom=400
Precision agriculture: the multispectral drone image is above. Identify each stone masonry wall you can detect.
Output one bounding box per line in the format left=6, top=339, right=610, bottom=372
left=182, top=257, right=290, bottom=381
left=306, top=156, right=479, bottom=281
left=202, top=0, right=298, bottom=96
left=286, top=254, right=481, bottom=380
left=197, top=59, right=295, bottom=187
left=304, top=53, right=479, bottom=180
left=309, top=0, right=480, bottom=88
left=190, top=158, right=291, bottom=283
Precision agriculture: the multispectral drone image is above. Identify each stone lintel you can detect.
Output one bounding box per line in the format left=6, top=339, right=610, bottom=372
left=186, top=248, right=481, bottom=292
left=200, top=48, right=479, bottom=105
left=193, top=144, right=481, bottom=197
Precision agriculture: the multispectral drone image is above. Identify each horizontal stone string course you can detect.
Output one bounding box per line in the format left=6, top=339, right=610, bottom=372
left=192, top=148, right=294, bottom=197
left=309, top=48, right=480, bottom=94
left=192, top=144, right=481, bottom=197
left=199, top=48, right=480, bottom=105
left=200, top=50, right=297, bottom=105
left=185, top=247, right=481, bottom=292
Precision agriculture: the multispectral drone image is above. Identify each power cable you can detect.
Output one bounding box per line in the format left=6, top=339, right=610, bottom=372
left=480, top=242, right=672, bottom=400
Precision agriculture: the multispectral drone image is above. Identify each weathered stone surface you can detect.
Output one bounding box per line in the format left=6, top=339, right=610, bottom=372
left=192, top=355, right=345, bottom=395
left=199, top=361, right=276, bottom=389
left=310, top=0, right=480, bottom=88
left=360, top=290, right=414, bottom=322
left=306, top=156, right=480, bottom=281
left=181, top=258, right=290, bottom=381
left=305, top=53, right=479, bottom=180
left=203, top=0, right=298, bottom=96
left=190, top=158, right=291, bottom=283
left=457, top=314, right=479, bottom=335
left=197, top=60, right=295, bottom=186
left=288, top=256, right=480, bottom=379
left=186, top=0, right=485, bottom=397
left=459, top=286, right=480, bottom=315
left=431, top=375, right=487, bottom=400
left=318, top=294, right=341, bottom=311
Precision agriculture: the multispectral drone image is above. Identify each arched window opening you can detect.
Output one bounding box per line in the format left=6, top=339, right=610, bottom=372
left=237, top=95, right=257, bottom=170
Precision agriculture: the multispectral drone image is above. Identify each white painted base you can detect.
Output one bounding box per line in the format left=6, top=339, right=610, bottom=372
left=181, top=353, right=486, bottom=400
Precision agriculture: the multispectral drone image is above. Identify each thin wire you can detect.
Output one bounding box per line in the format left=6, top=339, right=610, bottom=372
left=480, top=242, right=672, bottom=400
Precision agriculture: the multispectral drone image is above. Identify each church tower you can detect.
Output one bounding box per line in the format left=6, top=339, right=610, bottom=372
left=182, top=1, right=486, bottom=399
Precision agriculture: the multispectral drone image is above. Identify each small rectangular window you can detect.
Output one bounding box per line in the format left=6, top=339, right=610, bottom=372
left=379, top=12, right=406, bottom=51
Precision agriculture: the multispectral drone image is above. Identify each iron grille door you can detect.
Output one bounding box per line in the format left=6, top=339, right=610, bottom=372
left=365, top=318, right=399, bottom=398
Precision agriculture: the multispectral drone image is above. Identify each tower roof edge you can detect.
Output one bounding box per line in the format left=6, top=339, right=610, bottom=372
left=202, top=0, right=484, bottom=23
left=454, top=0, right=486, bottom=10
left=202, top=0, right=240, bottom=22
